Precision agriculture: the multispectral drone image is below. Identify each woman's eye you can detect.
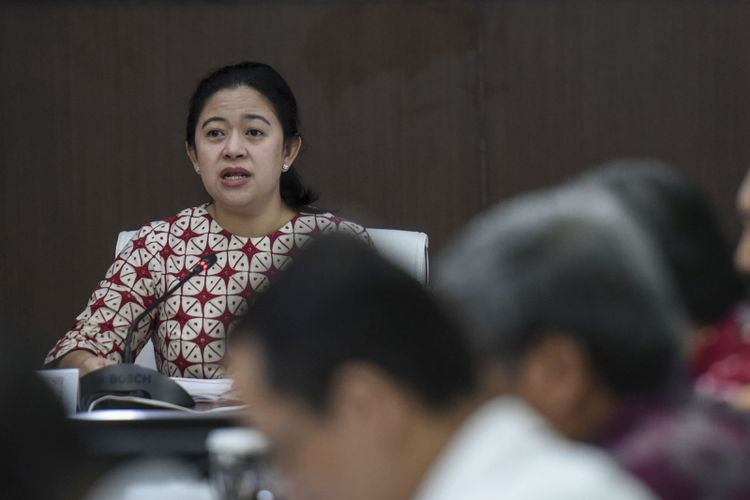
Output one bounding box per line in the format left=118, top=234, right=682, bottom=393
left=247, top=129, right=264, bottom=138
left=206, top=130, right=224, bottom=139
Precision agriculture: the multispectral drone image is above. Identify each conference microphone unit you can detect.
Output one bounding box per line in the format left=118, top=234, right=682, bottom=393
left=79, top=253, right=218, bottom=411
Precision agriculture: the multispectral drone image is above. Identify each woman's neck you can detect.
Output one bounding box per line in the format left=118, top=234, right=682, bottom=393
left=208, top=198, right=297, bottom=238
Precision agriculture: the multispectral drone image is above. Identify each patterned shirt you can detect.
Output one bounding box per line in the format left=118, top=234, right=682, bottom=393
left=45, top=205, right=369, bottom=378
left=691, top=300, right=750, bottom=408
left=595, top=392, right=750, bottom=500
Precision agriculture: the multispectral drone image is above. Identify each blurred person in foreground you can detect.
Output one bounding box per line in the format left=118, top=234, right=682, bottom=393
left=578, top=160, right=750, bottom=407
left=1, top=321, right=92, bottom=500
left=437, top=181, right=750, bottom=499
left=228, top=234, right=654, bottom=500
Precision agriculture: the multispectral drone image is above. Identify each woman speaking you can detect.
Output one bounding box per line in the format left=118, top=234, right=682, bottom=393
left=45, top=62, right=368, bottom=379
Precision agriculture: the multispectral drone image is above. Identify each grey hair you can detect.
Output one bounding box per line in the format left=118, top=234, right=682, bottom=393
left=435, top=184, right=687, bottom=395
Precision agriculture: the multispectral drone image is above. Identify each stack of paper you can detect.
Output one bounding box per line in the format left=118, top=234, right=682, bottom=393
left=170, top=377, right=236, bottom=402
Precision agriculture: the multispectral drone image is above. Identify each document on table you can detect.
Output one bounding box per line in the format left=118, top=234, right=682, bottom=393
left=170, top=377, right=236, bottom=402
left=37, top=368, right=79, bottom=415
left=86, top=395, right=244, bottom=413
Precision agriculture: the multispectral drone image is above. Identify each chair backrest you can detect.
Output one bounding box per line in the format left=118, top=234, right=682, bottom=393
left=116, top=228, right=429, bottom=285
left=115, top=229, right=138, bottom=257
left=365, top=228, right=429, bottom=286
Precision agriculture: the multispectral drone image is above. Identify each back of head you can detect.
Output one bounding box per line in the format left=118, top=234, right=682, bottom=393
left=577, top=159, right=746, bottom=326
left=436, top=186, right=685, bottom=397
left=235, top=234, right=476, bottom=412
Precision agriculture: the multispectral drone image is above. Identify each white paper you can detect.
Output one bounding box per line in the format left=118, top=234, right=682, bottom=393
left=87, top=394, right=244, bottom=414
left=37, top=368, right=79, bottom=415
left=170, top=377, right=236, bottom=401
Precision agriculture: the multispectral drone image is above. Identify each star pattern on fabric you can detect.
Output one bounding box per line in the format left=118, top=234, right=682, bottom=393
left=45, top=205, right=370, bottom=378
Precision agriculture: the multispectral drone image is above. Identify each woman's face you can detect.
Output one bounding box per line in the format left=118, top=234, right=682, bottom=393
left=187, top=85, right=300, bottom=214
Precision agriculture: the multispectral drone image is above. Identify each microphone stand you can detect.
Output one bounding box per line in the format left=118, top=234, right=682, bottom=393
left=78, top=254, right=218, bottom=411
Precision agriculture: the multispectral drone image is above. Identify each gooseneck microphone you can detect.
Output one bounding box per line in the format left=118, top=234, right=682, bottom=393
left=122, top=253, right=218, bottom=364
left=79, top=253, right=218, bottom=411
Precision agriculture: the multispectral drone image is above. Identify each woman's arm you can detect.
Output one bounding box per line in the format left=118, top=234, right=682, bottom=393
left=57, top=350, right=116, bottom=377
left=44, top=225, right=162, bottom=373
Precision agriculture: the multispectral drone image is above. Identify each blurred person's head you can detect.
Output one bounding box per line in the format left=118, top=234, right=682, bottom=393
left=436, top=186, right=685, bottom=440
left=229, top=234, right=478, bottom=500
left=0, top=321, right=90, bottom=500
left=736, top=168, right=750, bottom=275
left=578, top=159, right=745, bottom=334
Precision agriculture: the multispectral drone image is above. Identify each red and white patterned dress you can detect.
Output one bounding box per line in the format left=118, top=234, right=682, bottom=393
left=45, top=205, right=370, bottom=378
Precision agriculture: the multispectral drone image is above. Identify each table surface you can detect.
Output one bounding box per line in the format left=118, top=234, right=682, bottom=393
left=72, top=407, right=242, bottom=422
left=70, top=408, right=245, bottom=460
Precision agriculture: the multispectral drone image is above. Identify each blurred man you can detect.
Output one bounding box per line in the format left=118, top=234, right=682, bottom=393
left=436, top=186, right=683, bottom=439
left=229, top=234, right=654, bottom=500
left=577, top=160, right=750, bottom=405
left=437, top=182, right=750, bottom=499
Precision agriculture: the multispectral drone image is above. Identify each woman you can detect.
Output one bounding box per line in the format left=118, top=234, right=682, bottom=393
left=45, top=62, right=369, bottom=379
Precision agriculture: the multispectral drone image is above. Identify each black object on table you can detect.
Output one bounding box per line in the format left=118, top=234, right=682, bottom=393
left=70, top=408, right=243, bottom=471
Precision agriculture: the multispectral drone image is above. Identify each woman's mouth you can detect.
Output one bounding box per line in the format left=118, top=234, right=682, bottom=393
left=220, top=167, right=251, bottom=187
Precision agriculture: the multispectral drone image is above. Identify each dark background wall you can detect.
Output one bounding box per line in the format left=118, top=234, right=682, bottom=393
left=1, top=0, right=749, bottom=355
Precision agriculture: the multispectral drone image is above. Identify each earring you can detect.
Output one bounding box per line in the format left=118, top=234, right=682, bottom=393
left=194, top=166, right=201, bottom=174
left=282, top=163, right=290, bottom=172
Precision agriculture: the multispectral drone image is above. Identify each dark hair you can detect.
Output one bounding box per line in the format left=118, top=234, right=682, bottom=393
left=436, top=187, right=683, bottom=396
left=579, top=159, right=746, bottom=326
left=233, top=234, right=477, bottom=412
left=186, top=61, right=318, bottom=208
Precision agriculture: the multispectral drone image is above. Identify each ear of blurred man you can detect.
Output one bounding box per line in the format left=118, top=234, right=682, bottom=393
left=329, top=362, right=420, bottom=448
left=510, top=334, right=617, bottom=440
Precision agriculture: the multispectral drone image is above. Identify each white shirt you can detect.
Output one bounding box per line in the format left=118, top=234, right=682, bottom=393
left=413, top=397, right=655, bottom=500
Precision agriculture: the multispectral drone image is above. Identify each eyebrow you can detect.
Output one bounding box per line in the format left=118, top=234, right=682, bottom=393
left=201, top=114, right=272, bottom=129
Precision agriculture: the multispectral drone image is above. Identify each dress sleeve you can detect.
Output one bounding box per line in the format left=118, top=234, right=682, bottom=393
left=44, top=225, right=163, bottom=365
left=326, top=215, right=372, bottom=245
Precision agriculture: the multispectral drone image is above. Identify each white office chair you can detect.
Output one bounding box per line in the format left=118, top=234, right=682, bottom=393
left=365, top=228, right=429, bottom=286
left=115, top=226, right=429, bottom=368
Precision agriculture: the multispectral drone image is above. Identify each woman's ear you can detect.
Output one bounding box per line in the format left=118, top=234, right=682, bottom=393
left=283, top=135, right=303, bottom=168
left=185, top=142, right=200, bottom=174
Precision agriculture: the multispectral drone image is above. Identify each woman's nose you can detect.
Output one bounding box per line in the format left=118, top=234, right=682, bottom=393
left=223, top=130, right=247, bottom=159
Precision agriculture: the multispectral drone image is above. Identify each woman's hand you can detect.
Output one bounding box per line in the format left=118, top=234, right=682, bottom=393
left=59, top=350, right=117, bottom=377
left=79, top=356, right=117, bottom=376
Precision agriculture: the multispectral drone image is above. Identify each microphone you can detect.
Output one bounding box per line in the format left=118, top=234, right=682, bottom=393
left=123, top=253, right=218, bottom=363
left=79, top=253, right=219, bottom=411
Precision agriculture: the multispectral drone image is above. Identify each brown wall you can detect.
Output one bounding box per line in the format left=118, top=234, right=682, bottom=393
left=1, top=0, right=749, bottom=355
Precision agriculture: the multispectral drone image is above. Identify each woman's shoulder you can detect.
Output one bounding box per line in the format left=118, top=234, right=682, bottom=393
left=116, top=206, right=214, bottom=259
left=133, top=205, right=211, bottom=238
left=294, top=210, right=369, bottom=239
